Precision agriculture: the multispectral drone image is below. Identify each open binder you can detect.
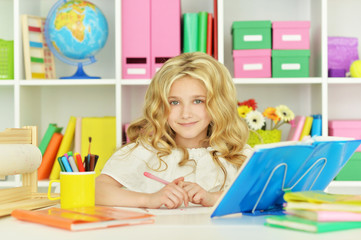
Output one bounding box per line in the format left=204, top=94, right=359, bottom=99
left=210, top=137, right=361, bottom=218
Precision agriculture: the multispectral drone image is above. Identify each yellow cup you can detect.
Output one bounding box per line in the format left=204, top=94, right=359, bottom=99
left=48, top=171, right=95, bottom=209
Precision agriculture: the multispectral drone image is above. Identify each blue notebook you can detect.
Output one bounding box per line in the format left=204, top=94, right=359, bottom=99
left=210, top=137, right=361, bottom=218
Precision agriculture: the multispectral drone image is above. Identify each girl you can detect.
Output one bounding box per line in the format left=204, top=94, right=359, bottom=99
left=96, top=52, right=253, bottom=209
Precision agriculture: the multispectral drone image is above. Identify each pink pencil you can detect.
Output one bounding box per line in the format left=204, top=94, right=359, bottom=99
left=144, top=172, right=170, bottom=185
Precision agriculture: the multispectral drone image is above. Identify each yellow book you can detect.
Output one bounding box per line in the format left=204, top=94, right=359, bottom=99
left=49, top=116, right=77, bottom=180
left=284, top=191, right=361, bottom=212
left=81, top=117, right=116, bottom=177
left=299, top=116, right=313, bottom=141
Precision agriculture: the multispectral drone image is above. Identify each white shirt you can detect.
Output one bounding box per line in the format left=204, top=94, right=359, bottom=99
left=101, top=143, right=254, bottom=193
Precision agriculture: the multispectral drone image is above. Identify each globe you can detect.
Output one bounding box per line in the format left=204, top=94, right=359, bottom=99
left=45, top=0, right=108, bottom=79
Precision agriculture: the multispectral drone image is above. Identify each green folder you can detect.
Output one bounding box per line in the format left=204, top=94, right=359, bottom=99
left=183, top=13, right=198, bottom=53
left=265, top=215, right=361, bottom=233
left=197, top=11, right=208, bottom=53
left=38, top=123, right=63, bottom=156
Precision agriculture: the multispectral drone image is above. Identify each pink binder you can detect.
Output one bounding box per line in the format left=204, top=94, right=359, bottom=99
left=150, top=0, right=181, bottom=76
left=287, top=115, right=306, bottom=141
left=122, top=0, right=151, bottom=79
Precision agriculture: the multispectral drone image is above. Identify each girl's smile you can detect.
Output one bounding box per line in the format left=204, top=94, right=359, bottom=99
left=167, top=76, right=211, bottom=148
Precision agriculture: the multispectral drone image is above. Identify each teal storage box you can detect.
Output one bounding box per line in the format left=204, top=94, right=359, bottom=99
left=335, top=152, right=361, bottom=181
left=232, top=21, right=271, bottom=50
left=272, top=50, right=310, bottom=77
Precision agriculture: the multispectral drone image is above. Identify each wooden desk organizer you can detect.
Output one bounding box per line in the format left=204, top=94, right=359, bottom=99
left=0, top=126, right=59, bottom=217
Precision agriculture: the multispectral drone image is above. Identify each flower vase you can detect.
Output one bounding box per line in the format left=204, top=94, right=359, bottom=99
left=247, top=129, right=282, bottom=147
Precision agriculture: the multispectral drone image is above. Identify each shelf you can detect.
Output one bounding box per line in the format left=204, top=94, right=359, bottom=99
left=233, top=77, right=323, bottom=85
left=121, top=79, right=152, bottom=86
left=0, top=81, right=15, bottom=86
left=19, top=79, right=117, bottom=86
left=328, top=78, right=361, bottom=84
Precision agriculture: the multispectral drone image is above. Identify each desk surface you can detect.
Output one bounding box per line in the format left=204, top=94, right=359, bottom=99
left=2, top=209, right=361, bottom=240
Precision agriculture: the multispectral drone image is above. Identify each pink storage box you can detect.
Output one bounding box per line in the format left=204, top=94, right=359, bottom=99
left=233, top=49, right=271, bottom=78
left=272, top=21, right=310, bottom=50
left=122, top=0, right=151, bottom=79
left=151, top=0, right=181, bottom=76
left=328, top=120, right=361, bottom=151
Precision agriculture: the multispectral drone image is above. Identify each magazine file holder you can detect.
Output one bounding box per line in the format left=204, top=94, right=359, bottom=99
left=210, top=139, right=361, bottom=217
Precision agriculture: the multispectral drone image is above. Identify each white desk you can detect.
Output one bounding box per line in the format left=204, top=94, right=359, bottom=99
left=2, top=210, right=361, bottom=240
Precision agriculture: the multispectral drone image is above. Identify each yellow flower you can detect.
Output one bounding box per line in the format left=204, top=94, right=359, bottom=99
left=263, top=107, right=280, bottom=123
left=237, top=105, right=252, bottom=118
left=275, top=105, right=295, bottom=122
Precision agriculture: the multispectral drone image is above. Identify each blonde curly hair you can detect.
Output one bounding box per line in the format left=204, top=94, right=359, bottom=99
left=126, top=52, right=249, bottom=189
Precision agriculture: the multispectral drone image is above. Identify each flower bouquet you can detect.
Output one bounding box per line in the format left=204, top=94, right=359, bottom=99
left=238, top=99, right=295, bottom=147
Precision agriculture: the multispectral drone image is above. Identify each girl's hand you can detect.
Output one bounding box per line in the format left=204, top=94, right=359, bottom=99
left=181, top=182, right=219, bottom=207
left=147, top=177, right=188, bottom=209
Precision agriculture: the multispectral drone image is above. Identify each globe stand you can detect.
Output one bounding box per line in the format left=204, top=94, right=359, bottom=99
left=60, top=63, right=100, bottom=79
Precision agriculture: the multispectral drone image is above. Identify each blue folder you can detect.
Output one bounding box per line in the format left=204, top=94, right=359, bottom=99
left=210, top=138, right=361, bottom=218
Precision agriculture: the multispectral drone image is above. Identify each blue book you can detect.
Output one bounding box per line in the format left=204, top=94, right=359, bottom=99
left=311, top=114, right=322, bottom=137
left=210, top=137, right=361, bottom=218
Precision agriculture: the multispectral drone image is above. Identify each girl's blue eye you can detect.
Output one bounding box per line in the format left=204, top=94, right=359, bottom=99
left=194, top=99, right=203, bottom=104
left=170, top=101, right=179, bottom=105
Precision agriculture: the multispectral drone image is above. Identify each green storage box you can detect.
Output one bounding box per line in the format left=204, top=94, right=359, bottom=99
left=335, top=152, right=361, bottom=181
left=232, top=21, right=272, bottom=50
left=0, top=39, right=14, bottom=80
left=272, top=50, right=310, bottom=78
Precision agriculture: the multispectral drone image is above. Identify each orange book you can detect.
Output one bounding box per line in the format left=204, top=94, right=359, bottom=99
left=206, top=13, right=213, bottom=56
left=37, top=132, right=63, bottom=180
left=11, top=206, right=154, bottom=231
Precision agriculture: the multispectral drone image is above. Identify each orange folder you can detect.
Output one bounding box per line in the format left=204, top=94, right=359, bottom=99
left=38, top=132, right=63, bottom=180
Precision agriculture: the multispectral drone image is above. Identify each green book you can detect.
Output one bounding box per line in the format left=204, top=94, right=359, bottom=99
left=265, top=215, right=361, bottom=233
left=197, top=11, right=208, bottom=53
left=38, top=123, right=63, bottom=156
left=183, top=13, right=198, bottom=53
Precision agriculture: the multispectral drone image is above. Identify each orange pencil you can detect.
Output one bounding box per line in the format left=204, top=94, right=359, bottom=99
left=74, top=153, right=85, bottom=172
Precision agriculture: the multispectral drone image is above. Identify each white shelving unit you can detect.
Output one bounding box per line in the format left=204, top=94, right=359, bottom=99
left=0, top=0, right=360, bottom=192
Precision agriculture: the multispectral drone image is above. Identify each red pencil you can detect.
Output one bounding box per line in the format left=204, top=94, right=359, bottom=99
left=74, top=153, right=85, bottom=172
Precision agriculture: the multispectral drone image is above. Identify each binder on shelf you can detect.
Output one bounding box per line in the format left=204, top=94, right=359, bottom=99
left=197, top=11, right=208, bottom=53
left=38, top=132, right=63, bottom=180
left=73, top=117, right=82, bottom=154
left=150, top=0, right=180, bottom=75
left=213, top=0, right=218, bottom=59
left=38, top=123, right=63, bottom=156
left=49, top=116, right=77, bottom=180
left=183, top=13, right=198, bottom=53
left=81, top=117, right=116, bottom=177
left=122, top=0, right=151, bottom=79
left=287, top=115, right=306, bottom=141
left=299, top=116, right=313, bottom=140
left=206, top=13, right=213, bottom=56
left=210, top=137, right=361, bottom=218
left=311, top=114, right=322, bottom=137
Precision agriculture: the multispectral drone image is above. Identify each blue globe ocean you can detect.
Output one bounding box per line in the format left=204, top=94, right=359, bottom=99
left=45, top=0, right=108, bottom=78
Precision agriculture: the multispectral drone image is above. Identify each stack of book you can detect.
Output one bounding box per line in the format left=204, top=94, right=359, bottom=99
left=265, top=191, right=361, bottom=233
left=182, top=11, right=216, bottom=57
left=287, top=114, right=322, bottom=141
left=37, top=116, right=116, bottom=180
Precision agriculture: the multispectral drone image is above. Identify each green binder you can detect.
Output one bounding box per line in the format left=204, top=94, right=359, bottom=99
left=183, top=13, right=198, bottom=53
left=197, top=11, right=208, bottom=53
